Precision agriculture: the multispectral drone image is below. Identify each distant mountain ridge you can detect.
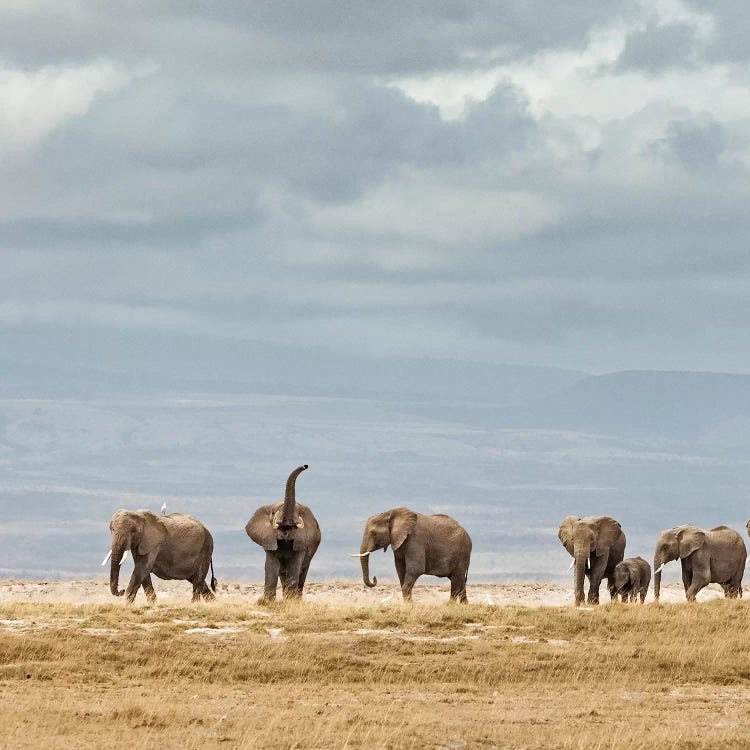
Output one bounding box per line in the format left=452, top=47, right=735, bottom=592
left=3, top=325, right=750, bottom=442
left=0, top=324, right=585, bottom=405
left=498, top=370, right=750, bottom=441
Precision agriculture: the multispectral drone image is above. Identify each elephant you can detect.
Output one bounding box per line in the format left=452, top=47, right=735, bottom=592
left=558, top=516, right=626, bottom=606
left=351, top=508, right=472, bottom=603
left=613, top=557, right=651, bottom=603
left=245, top=464, right=321, bottom=601
left=653, top=525, right=746, bottom=602
left=105, top=509, right=216, bottom=604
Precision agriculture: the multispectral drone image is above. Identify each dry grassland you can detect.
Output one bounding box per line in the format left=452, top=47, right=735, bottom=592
left=2, top=595, right=750, bottom=749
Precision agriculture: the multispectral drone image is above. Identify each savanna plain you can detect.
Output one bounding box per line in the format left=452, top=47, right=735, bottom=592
left=2, top=582, right=750, bottom=750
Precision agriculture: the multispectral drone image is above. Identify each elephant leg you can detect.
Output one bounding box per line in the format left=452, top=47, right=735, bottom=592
left=125, top=554, right=155, bottom=603
left=141, top=574, right=157, bottom=604
left=685, top=564, right=709, bottom=602
left=200, top=580, right=216, bottom=602
left=394, top=556, right=406, bottom=587
left=400, top=568, right=420, bottom=602
left=282, top=555, right=304, bottom=599
left=606, top=574, right=618, bottom=602
left=681, top=560, right=692, bottom=596
left=195, top=555, right=214, bottom=601
left=298, top=558, right=312, bottom=593
left=587, top=554, right=608, bottom=605
left=724, top=581, right=741, bottom=599
left=262, top=553, right=281, bottom=601
left=191, top=582, right=201, bottom=603
left=449, top=572, right=467, bottom=603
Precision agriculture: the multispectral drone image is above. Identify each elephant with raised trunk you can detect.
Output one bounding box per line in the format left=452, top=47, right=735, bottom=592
left=245, top=464, right=321, bottom=601
left=613, top=557, right=651, bottom=603
left=653, top=525, right=746, bottom=602
left=105, top=509, right=216, bottom=604
left=352, top=508, right=472, bottom=602
left=558, top=516, right=626, bottom=606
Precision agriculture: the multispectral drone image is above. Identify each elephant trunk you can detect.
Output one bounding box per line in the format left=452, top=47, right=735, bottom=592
left=573, top=543, right=588, bottom=606
left=281, top=464, right=308, bottom=525
left=653, top=555, right=663, bottom=601
left=109, top=538, right=128, bottom=597
left=360, top=537, right=377, bottom=587
left=360, top=554, right=377, bottom=588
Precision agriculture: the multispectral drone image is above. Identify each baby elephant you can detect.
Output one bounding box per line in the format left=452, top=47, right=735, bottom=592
left=613, top=557, right=651, bottom=603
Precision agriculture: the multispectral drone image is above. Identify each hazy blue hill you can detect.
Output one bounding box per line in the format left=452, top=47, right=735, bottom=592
left=497, top=370, right=750, bottom=441
left=0, top=324, right=585, bottom=405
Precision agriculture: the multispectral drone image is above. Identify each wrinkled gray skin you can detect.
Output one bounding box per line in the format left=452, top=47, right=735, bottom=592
left=357, top=508, right=472, bottom=603
left=558, top=516, right=626, bottom=606
left=109, top=509, right=216, bottom=604
left=653, top=525, right=746, bottom=602
left=245, top=465, right=321, bottom=601
left=613, top=557, right=651, bottom=603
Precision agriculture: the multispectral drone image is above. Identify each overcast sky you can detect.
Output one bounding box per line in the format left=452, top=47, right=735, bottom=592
left=2, top=1, right=750, bottom=375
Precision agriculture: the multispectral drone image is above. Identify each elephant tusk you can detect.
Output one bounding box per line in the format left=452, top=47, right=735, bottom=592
left=349, top=551, right=373, bottom=557
left=567, top=559, right=575, bottom=571
left=654, top=563, right=665, bottom=574
left=101, top=550, right=112, bottom=566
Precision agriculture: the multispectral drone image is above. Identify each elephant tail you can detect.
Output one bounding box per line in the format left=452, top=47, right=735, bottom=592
left=210, top=559, right=217, bottom=593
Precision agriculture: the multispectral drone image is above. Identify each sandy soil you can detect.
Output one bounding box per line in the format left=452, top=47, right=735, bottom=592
left=0, top=578, right=725, bottom=606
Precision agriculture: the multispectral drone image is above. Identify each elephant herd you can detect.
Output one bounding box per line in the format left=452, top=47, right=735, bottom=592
left=105, top=464, right=472, bottom=605
left=104, top=464, right=749, bottom=607
left=559, top=515, right=748, bottom=606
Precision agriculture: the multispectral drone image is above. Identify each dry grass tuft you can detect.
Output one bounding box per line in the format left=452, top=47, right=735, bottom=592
left=2, top=598, right=750, bottom=748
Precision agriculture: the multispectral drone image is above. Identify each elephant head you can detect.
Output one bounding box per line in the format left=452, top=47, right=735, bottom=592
left=107, top=510, right=167, bottom=597
left=613, top=561, right=631, bottom=594
left=558, top=515, right=622, bottom=606
left=351, top=507, right=417, bottom=588
left=653, top=525, right=706, bottom=601
left=245, top=465, right=309, bottom=551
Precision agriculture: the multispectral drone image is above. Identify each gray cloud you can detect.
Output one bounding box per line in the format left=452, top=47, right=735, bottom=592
left=2, top=1, right=750, bottom=375
left=0, top=2, right=638, bottom=74
left=685, top=1, right=750, bottom=62
left=653, top=118, right=727, bottom=171
left=615, top=20, right=698, bottom=74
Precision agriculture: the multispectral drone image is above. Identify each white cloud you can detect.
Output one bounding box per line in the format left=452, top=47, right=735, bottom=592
left=0, top=59, right=137, bottom=150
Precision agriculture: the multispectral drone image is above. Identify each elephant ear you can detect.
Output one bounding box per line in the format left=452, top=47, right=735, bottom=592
left=389, top=508, right=417, bottom=551
left=593, top=517, right=622, bottom=556
left=292, top=504, right=319, bottom=552
left=677, top=526, right=706, bottom=558
left=138, top=513, right=167, bottom=556
left=245, top=505, right=278, bottom=551
left=558, top=516, right=579, bottom=555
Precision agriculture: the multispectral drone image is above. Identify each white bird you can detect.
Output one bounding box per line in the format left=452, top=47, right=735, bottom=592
left=161, top=503, right=167, bottom=515
left=485, top=592, right=494, bottom=606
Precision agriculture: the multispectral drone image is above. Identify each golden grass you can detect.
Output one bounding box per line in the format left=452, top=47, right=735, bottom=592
left=2, top=598, right=750, bottom=749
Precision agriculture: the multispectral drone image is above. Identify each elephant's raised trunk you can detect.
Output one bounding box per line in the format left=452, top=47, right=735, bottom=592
left=109, top=538, right=128, bottom=597
left=573, top=543, right=588, bottom=606
left=281, top=464, right=308, bottom=526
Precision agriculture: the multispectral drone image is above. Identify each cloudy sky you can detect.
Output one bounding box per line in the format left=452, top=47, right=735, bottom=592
left=2, top=0, right=750, bottom=375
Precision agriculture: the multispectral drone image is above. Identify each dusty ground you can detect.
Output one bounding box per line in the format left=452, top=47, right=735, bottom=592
left=0, top=578, right=725, bottom=606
